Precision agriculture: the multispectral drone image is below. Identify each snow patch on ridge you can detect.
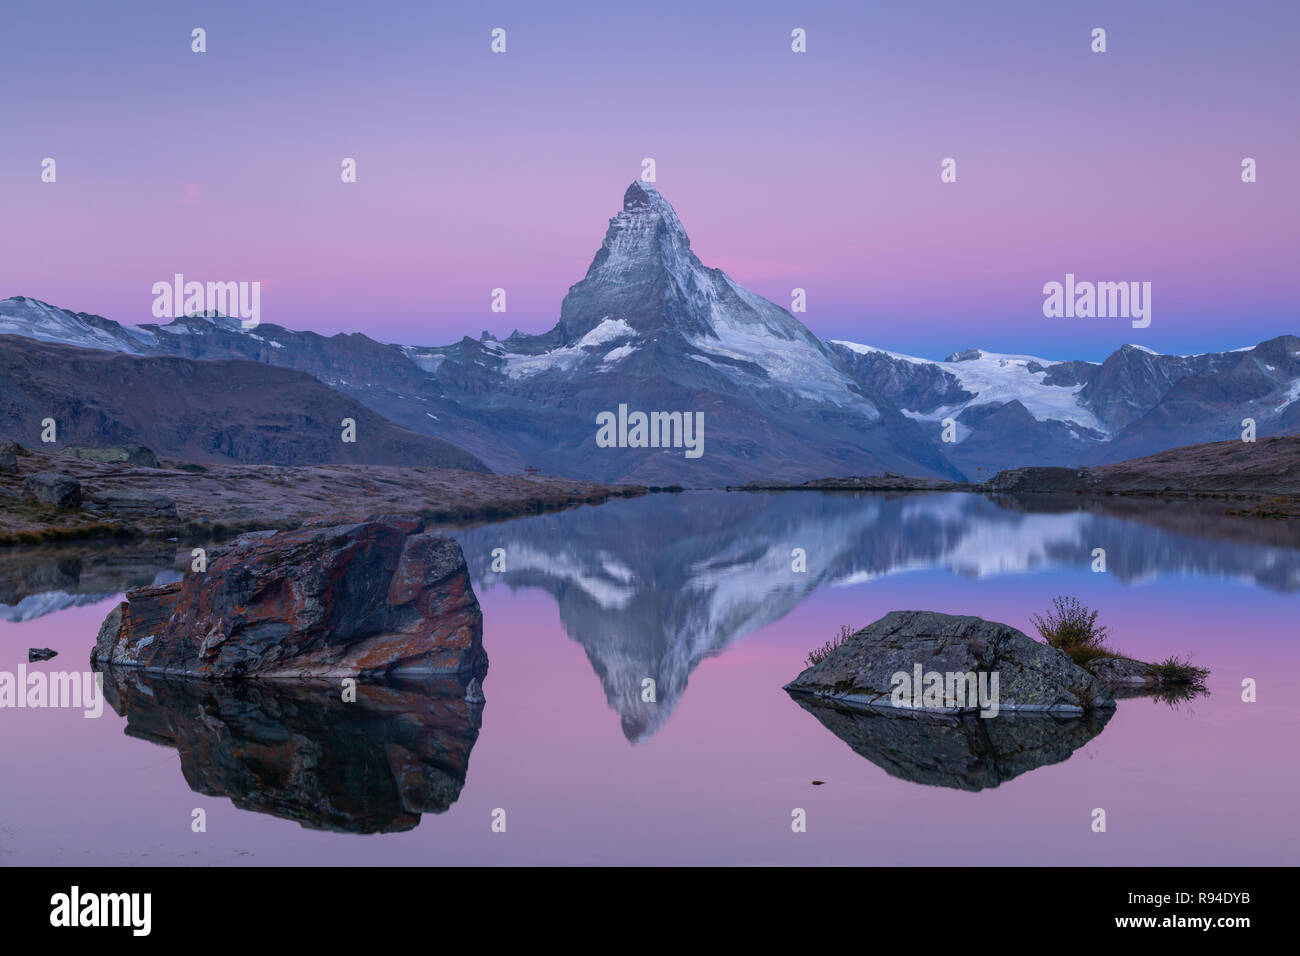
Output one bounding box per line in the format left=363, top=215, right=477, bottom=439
left=498, top=318, right=639, bottom=379
left=0, top=297, right=155, bottom=352
left=689, top=290, right=877, bottom=413
left=603, top=344, right=637, bottom=364
left=1274, top=379, right=1300, bottom=413
left=834, top=341, right=1108, bottom=435
left=402, top=348, right=447, bottom=374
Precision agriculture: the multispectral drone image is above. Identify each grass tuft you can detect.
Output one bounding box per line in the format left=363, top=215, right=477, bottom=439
left=1147, top=655, right=1210, bottom=688
left=806, top=624, right=855, bottom=667
left=1030, top=595, right=1114, bottom=666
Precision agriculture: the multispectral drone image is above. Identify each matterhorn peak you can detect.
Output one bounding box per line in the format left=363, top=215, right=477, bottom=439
left=545, top=179, right=871, bottom=410
left=616, top=179, right=690, bottom=244
left=622, top=178, right=665, bottom=208
left=557, top=180, right=702, bottom=339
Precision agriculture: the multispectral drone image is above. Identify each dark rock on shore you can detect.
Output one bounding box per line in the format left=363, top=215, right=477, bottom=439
left=984, top=467, right=1097, bottom=494
left=22, top=471, right=82, bottom=508
left=731, top=473, right=970, bottom=492
left=28, top=647, right=57, bottom=662
left=0, top=442, right=19, bottom=474
left=92, top=516, right=485, bottom=679
left=61, top=444, right=159, bottom=468
left=785, top=610, right=1114, bottom=715
left=728, top=437, right=1300, bottom=519
left=84, top=490, right=178, bottom=520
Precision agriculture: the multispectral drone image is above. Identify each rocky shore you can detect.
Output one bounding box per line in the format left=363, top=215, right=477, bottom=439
left=0, top=443, right=647, bottom=544
left=987, top=436, right=1300, bottom=497
left=728, top=473, right=971, bottom=493
left=735, top=437, right=1300, bottom=518
left=984, top=437, right=1300, bottom=518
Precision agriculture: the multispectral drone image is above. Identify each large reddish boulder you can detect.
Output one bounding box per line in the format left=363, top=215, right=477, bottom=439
left=92, top=516, right=485, bottom=679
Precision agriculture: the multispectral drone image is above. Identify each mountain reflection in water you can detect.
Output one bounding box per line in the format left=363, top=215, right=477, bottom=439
left=452, top=490, right=1297, bottom=742
left=10, top=489, right=1291, bottom=826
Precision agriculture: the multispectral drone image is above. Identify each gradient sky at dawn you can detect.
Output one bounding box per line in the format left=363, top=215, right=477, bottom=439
left=2, top=0, right=1297, bottom=360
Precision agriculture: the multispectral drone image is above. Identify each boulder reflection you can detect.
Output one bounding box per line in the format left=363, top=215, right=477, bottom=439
left=99, top=667, right=484, bottom=833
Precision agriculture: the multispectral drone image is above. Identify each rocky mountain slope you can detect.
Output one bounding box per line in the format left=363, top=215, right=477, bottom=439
left=0, top=335, right=488, bottom=471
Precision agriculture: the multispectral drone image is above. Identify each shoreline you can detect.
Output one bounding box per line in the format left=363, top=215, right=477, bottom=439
left=731, top=479, right=1300, bottom=517
left=726, top=436, right=1300, bottom=518
left=0, top=445, right=652, bottom=546
left=6, top=434, right=1300, bottom=547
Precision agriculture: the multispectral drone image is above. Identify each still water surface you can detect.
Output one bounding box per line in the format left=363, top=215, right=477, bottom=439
left=1, top=491, right=1296, bottom=864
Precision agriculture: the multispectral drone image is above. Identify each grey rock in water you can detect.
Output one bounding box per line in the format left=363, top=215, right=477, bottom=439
left=1084, top=654, right=1208, bottom=695
left=785, top=610, right=1114, bottom=716
left=29, top=647, right=58, bottom=662
left=22, top=471, right=82, bottom=509
left=1085, top=655, right=1156, bottom=687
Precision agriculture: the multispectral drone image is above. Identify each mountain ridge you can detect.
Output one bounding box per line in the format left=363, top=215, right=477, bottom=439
left=3, top=182, right=1297, bottom=482
left=0, top=334, right=490, bottom=471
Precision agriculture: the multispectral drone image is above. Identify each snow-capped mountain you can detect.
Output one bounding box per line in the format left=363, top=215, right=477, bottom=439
left=831, top=343, right=1109, bottom=436
left=2, top=180, right=1297, bottom=482
left=0, top=296, right=156, bottom=353
left=402, top=179, right=879, bottom=414
left=551, top=181, right=869, bottom=409
left=397, top=181, right=959, bottom=483
left=829, top=337, right=1300, bottom=476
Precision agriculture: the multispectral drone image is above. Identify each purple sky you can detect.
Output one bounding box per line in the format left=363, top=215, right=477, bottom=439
left=2, top=0, right=1296, bottom=360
